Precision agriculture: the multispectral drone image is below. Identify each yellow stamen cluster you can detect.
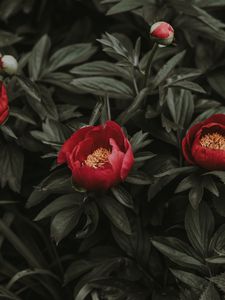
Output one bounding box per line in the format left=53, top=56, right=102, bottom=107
left=85, top=147, right=110, bottom=168
left=200, top=132, right=225, bottom=150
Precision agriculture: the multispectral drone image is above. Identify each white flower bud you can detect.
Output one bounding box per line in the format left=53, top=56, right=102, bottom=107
left=1, top=55, right=18, bottom=75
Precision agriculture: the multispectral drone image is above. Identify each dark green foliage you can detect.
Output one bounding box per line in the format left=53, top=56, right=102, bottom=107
left=1, top=0, right=225, bottom=299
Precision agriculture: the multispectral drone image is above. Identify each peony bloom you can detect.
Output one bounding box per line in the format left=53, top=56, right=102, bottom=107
left=182, top=114, right=225, bottom=170
left=0, top=82, right=9, bottom=124
left=0, top=55, right=18, bottom=75
left=57, top=121, right=134, bottom=191
left=150, top=21, right=174, bottom=46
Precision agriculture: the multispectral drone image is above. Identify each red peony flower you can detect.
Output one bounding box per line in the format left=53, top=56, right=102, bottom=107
left=0, top=82, right=9, bottom=124
left=150, top=21, right=174, bottom=46
left=57, top=121, right=134, bottom=191
left=182, top=114, right=225, bottom=170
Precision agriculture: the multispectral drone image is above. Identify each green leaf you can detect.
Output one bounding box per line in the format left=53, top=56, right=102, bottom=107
left=185, top=202, right=215, bottom=257
left=130, top=131, right=151, bottom=153
left=198, top=0, right=225, bottom=7
left=106, top=0, right=146, bottom=15
left=28, top=34, right=51, bottom=80
left=206, top=256, right=225, bottom=264
left=169, top=80, right=206, bottom=94
left=47, top=43, right=97, bottom=73
left=99, top=196, right=132, bottom=235
left=64, top=260, right=96, bottom=284
left=6, top=268, right=60, bottom=289
left=0, top=218, right=41, bottom=268
left=212, top=186, right=225, bottom=217
left=151, top=237, right=206, bottom=271
left=31, top=118, right=71, bottom=148
left=205, top=171, right=225, bottom=184
left=188, top=184, right=204, bottom=209
left=155, top=166, right=198, bottom=178
left=70, top=61, right=130, bottom=79
left=209, top=273, right=225, bottom=293
left=70, top=77, right=133, bottom=99
left=0, top=29, right=22, bottom=47
left=200, top=284, right=220, bottom=300
left=10, top=107, right=36, bottom=125
left=134, top=151, right=155, bottom=162
left=97, top=32, right=131, bottom=62
left=202, top=175, right=219, bottom=197
left=111, top=185, right=134, bottom=209
left=0, top=143, right=24, bottom=193
left=175, top=175, right=197, bottom=193
left=35, top=193, right=83, bottom=221
left=152, top=50, right=186, bottom=87
left=209, top=224, right=225, bottom=254
left=16, top=76, right=42, bottom=102
left=125, top=171, right=152, bottom=185
left=170, top=269, right=207, bottom=291
left=37, top=168, right=72, bottom=192
left=51, top=206, right=82, bottom=243
left=167, top=88, right=194, bottom=128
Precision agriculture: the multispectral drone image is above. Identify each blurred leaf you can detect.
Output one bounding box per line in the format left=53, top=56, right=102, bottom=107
left=0, top=144, right=24, bottom=193
left=185, top=203, right=215, bottom=257
left=209, top=273, right=225, bottom=293
left=70, top=60, right=130, bottom=79
left=10, top=107, right=36, bottom=125
left=199, top=284, right=220, bottom=300
left=99, top=196, right=132, bottom=235
left=37, top=168, right=71, bottom=192
left=28, top=34, right=51, bottom=80
left=169, top=80, right=206, bottom=94
left=111, top=185, right=134, bottom=209
left=35, top=193, right=83, bottom=221
left=152, top=50, right=186, bottom=88
left=170, top=269, right=207, bottom=291
left=70, top=76, right=133, bottom=99
left=47, top=43, right=97, bottom=73
left=126, top=171, right=152, bottom=185
left=16, top=76, right=42, bottom=102
left=51, top=206, right=82, bottom=243
left=167, top=88, right=194, bottom=128
left=106, top=0, right=147, bottom=15
left=0, top=30, right=22, bottom=47
left=151, top=237, right=206, bottom=271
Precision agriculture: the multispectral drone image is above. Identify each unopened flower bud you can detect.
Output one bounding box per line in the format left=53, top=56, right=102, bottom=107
left=0, top=55, right=18, bottom=75
left=150, top=21, right=174, bottom=46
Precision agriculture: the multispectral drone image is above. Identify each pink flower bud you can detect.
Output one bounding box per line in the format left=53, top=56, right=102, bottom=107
left=0, top=55, right=18, bottom=75
left=150, top=21, right=174, bottom=46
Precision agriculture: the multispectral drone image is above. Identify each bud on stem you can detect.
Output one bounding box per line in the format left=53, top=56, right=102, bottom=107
left=0, top=55, right=18, bottom=75
left=150, top=21, right=174, bottom=46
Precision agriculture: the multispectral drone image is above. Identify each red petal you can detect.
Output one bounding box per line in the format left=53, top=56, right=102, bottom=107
left=182, top=120, right=207, bottom=165
left=201, top=114, right=225, bottom=125
left=191, top=123, right=225, bottom=170
left=192, top=143, right=225, bottom=170
left=0, top=83, right=9, bottom=125
left=57, top=126, right=93, bottom=164
left=72, top=164, right=116, bottom=191
left=151, top=22, right=174, bottom=39
left=120, top=139, right=134, bottom=180
left=108, top=138, right=124, bottom=179
left=0, top=107, right=8, bottom=124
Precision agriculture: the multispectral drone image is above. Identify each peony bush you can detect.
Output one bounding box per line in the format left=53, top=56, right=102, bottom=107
left=1, top=1, right=225, bottom=300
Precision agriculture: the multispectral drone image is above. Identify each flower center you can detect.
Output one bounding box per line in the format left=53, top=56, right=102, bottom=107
left=84, top=147, right=110, bottom=168
left=200, top=132, right=225, bottom=150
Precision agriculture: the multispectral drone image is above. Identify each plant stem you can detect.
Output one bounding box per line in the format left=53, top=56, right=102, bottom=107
left=143, top=43, right=158, bottom=87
